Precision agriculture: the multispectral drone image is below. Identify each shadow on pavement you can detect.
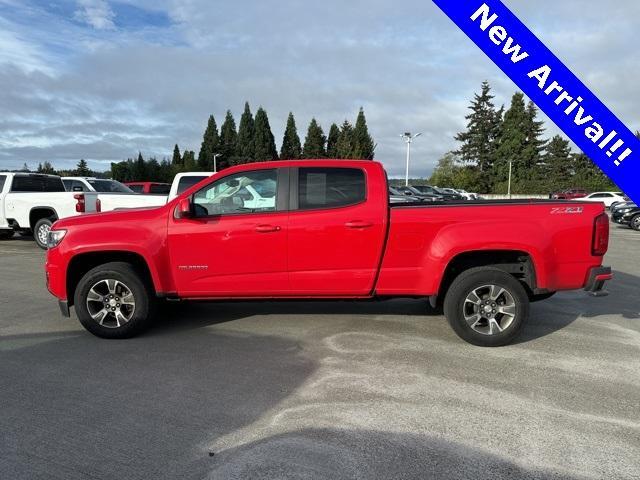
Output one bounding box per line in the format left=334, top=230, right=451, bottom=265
left=207, top=428, right=581, bottom=480
left=0, top=328, right=316, bottom=479
left=514, top=269, right=640, bottom=343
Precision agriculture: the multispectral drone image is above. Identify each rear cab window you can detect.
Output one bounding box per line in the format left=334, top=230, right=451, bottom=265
left=128, top=184, right=144, bottom=193
left=0, top=175, right=6, bottom=193
left=150, top=184, right=170, bottom=194
left=177, top=176, right=209, bottom=195
left=10, top=175, right=65, bottom=192
left=297, top=167, right=366, bottom=210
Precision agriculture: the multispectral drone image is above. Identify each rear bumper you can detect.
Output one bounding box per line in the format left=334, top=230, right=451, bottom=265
left=584, top=266, right=612, bottom=296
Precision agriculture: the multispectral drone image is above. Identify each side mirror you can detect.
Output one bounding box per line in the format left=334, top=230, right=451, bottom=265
left=175, top=197, right=192, bottom=219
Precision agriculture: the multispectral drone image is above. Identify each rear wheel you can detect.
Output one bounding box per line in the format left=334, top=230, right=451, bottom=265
left=630, top=214, right=640, bottom=231
left=34, top=218, right=54, bottom=249
left=444, top=267, right=529, bottom=347
left=74, top=262, right=155, bottom=338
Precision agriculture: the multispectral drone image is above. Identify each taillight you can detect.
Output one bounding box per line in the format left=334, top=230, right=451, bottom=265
left=74, top=193, right=85, bottom=213
left=592, top=213, right=609, bottom=256
left=96, top=198, right=101, bottom=212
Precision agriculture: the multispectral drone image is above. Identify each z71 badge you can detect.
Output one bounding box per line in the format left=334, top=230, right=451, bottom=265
left=550, top=207, right=584, bottom=214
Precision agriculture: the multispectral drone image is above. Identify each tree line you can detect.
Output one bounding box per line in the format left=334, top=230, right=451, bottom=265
left=110, top=104, right=375, bottom=183
left=429, top=81, right=630, bottom=194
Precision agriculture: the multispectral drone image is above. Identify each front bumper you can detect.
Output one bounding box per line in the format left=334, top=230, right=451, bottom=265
left=584, top=266, right=612, bottom=297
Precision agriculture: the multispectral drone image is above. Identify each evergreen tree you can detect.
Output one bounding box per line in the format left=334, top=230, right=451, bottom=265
left=182, top=150, right=197, bottom=171
left=280, top=112, right=302, bottom=159
left=197, top=115, right=219, bottom=170
left=172, top=144, right=182, bottom=167
left=252, top=107, right=278, bottom=161
left=572, top=152, right=615, bottom=191
left=21, top=163, right=30, bottom=172
left=455, top=81, right=503, bottom=189
left=76, top=159, right=91, bottom=176
left=236, top=102, right=255, bottom=163
left=494, top=92, right=529, bottom=191
left=336, top=120, right=353, bottom=158
left=131, top=153, right=146, bottom=180
left=219, top=110, right=238, bottom=165
left=542, top=135, right=572, bottom=189
left=36, top=161, right=56, bottom=174
left=523, top=101, right=547, bottom=171
left=159, top=159, right=173, bottom=183
left=146, top=157, right=161, bottom=181
left=302, top=118, right=326, bottom=158
left=351, top=107, right=375, bottom=159
left=326, top=123, right=340, bottom=158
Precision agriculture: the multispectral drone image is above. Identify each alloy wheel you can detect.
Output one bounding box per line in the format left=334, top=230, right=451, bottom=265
left=463, top=284, right=516, bottom=335
left=86, top=279, right=136, bottom=328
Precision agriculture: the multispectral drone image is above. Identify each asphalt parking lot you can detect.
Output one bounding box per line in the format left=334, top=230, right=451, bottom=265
left=1, top=225, right=639, bottom=480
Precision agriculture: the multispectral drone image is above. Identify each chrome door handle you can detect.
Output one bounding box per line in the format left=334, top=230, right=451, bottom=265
left=255, top=224, right=281, bottom=233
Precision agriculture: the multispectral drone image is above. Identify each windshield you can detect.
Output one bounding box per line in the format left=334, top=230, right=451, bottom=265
left=88, top=179, right=134, bottom=193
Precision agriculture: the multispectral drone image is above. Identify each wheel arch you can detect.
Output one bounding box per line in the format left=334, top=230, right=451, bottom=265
left=29, top=207, right=59, bottom=230
left=436, top=249, right=539, bottom=303
left=66, top=251, right=157, bottom=307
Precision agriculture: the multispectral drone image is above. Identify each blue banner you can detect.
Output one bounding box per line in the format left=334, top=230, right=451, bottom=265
left=432, top=0, right=639, bottom=203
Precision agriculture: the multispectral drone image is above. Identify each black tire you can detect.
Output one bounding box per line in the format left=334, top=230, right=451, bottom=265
left=0, top=230, right=14, bottom=240
left=630, top=214, right=640, bottom=232
left=74, top=262, right=155, bottom=339
left=33, top=218, right=54, bottom=249
left=443, top=267, right=529, bottom=347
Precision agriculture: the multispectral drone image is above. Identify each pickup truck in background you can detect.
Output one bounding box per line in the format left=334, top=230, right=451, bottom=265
left=123, top=182, right=171, bottom=194
left=550, top=188, right=588, bottom=200
left=62, top=177, right=168, bottom=211
left=0, top=172, right=99, bottom=248
left=45, top=160, right=612, bottom=347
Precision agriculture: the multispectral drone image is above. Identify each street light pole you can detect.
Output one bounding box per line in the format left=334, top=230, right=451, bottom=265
left=507, top=159, right=512, bottom=199
left=213, top=153, right=221, bottom=173
left=400, top=132, right=422, bottom=186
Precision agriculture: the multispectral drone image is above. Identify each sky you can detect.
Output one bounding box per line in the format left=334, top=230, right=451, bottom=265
left=0, top=0, right=638, bottom=178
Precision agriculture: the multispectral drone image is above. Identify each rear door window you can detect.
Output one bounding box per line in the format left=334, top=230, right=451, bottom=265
left=0, top=175, right=6, bottom=192
left=11, top=175, right=65, bottom=192
left=297, top=168, right=366, bottom=210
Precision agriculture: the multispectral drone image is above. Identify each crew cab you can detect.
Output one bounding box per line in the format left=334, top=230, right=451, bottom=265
left=62, top=177, right=168, bottom=211
left=45, top=160, right=612, bottom=347
left=0, top=172, right=99, bottom=248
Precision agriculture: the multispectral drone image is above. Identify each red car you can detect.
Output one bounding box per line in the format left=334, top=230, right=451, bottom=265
left=124, top=182, right=170, bottom=195
left=550, top=188, right=588, bottom=200
left=45, top=160, right=611, bottom=346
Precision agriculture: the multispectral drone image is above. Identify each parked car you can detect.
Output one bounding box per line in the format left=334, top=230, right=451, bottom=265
left=412, top=185, right=463, bottom=201
left=575, top=192, right=627, bottom=209
left=609, top=197, right=631, bottom=211
left=46, top=160, right=611, bottom=347
left=550, top=189, right=588, bottom=200
left=394, top=185, right=442, bottom=202
left=388, top=188, right=414, bottom=204
left=0, top=172, right=99, bottom=248
left=612, top=205, right=640, bottom=230
left=611, top=201, right=636, bottom=214
left=124, top=182, right=171, bottom=195
left=63, top=177, right=167, bottom=211
left=454, top=189, right=479, bottom=200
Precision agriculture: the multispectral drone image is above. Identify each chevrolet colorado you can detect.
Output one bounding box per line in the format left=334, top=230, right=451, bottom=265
left=45, top=160, right=612, bottom=346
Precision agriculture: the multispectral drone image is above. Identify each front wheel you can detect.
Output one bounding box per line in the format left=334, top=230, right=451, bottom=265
left=444, top=267, right=529, bottom=347
left=74, top=262, right=155, bottom=338
left=33, top=218, right=54, bottom=249
left=630, top=214, right=640, bottom=231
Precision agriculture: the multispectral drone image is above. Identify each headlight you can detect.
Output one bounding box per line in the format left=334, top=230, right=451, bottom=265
left=47, top=229, right=67, bottom=248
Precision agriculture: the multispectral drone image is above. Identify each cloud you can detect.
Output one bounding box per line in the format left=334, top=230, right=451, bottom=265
left=74, top=0, right=116, bottom=30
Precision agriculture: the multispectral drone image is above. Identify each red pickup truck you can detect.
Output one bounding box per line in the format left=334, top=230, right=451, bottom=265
left=45, top=160, right=611, bottom=346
